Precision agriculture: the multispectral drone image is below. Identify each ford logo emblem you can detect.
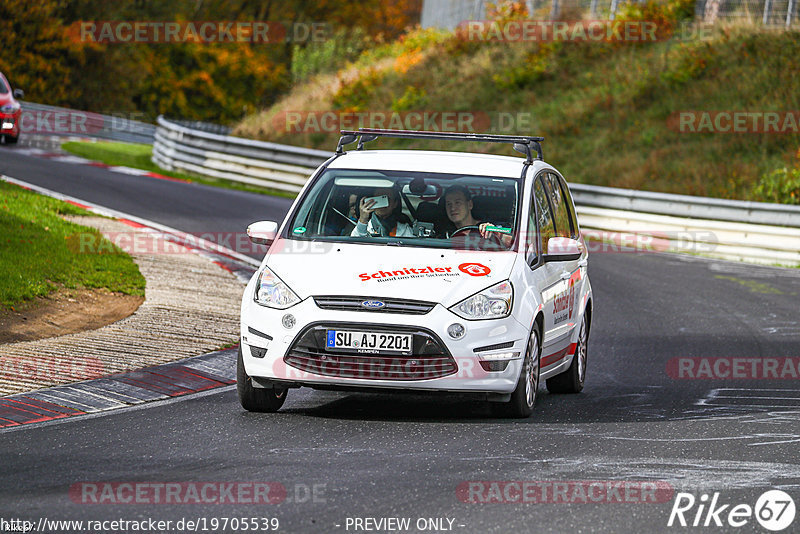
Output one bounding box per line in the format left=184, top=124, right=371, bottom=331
left=361, top=300, right=386, bottom=310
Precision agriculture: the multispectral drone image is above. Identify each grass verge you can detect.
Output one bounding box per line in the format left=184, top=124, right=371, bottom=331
left=0, top=181, right=146, bottom=309
left=61, top=141, right=297, bottom=199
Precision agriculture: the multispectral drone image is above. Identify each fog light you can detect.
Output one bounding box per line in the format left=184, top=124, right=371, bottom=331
left=447, top=323, right=465, bottom=339
left=479, top=351, right=520, bottom=361
left=249, top=346, right=267, bottom=358
left=282, top=314, right=296, bottom=329
left=480, top=360, right=509, bottom=372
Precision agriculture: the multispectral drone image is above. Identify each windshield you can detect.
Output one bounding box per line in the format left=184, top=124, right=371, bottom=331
left=288, top=168, right=521, bottom=251
left=0, top=76, right=8, bottom=94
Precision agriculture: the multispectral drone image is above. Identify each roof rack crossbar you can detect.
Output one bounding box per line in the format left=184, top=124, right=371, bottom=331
left=335, top=128, right=544, bottom=162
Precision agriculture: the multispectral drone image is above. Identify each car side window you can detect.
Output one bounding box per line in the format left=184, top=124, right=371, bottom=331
left=544, top=173, right=574, bottom=239
left=550, top=172, right=579, bottom=239
left=526, top=186, right=537, bottom=261
left=533, top=175, right=556, bottom=256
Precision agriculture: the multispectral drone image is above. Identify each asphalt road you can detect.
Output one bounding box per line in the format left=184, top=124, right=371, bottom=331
left=2, top=145, right=800, bottom=533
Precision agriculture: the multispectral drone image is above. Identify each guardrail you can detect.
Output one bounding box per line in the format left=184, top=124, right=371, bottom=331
left=152, top=116, right=329, bottom=193
left=152, top=117, right=800, bottom=266
left=569, top=184, right=800, bottom=266
left=20, top=102, right=155, bottom=144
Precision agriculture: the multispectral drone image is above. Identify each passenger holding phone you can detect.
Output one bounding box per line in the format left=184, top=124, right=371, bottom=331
left=351, top=187, right=414, bottom=237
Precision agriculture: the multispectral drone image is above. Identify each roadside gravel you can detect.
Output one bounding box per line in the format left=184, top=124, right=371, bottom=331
left=0, top=216, right=243, bottom=396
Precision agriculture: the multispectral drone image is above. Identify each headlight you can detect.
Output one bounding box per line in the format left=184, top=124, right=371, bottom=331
left=253, top=267, right=300, bottom=309
left=450, top=280, right=513, bottom=320
left=0, top=104, right=19, bottom=114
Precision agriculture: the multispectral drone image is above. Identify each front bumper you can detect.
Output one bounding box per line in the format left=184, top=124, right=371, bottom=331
left=240, top=296, right=530, bottom=394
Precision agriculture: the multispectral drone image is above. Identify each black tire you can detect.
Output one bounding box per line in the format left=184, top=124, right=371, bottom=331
left=6, top=135, right=18, bottom=144
left=494, top=326, right=540, bottom=418
left=546, top=314, right=588, bottom=394
left=236, top=346, right=287, bottom=412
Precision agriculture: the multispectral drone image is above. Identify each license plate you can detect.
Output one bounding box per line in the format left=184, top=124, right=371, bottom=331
left=1, top=122, right=13, bottom=130
left=326, top=330, right=412, bottom=354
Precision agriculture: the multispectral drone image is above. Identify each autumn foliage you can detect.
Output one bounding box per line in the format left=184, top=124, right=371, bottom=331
left=0, top=0, right=420, bottom=124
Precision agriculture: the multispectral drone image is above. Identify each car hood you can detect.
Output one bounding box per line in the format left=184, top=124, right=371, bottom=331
left=0, top=94, right=15, bottom=107
left=264, top=240, right=518, bottom=307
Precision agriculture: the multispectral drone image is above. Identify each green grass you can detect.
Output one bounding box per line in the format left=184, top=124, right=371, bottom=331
left=61, top=141, right=297, bottom=199
left=0, top=181, right=146, bottom=308
left=235, top=19, right=800, bottom=202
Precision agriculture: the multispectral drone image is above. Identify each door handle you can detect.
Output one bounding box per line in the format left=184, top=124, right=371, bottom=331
left=560, top=271, right=570, bottom=280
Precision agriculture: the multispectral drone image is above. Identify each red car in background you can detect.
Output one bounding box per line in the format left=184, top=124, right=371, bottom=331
left=0, top=72, right=23, bottom=144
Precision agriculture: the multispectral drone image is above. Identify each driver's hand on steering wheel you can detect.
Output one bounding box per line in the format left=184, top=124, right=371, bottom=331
left=479, top=222, right=513, bottom=247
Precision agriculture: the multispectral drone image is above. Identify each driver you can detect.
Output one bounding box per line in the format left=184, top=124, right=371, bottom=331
left=351, top=186, right=414, bottom=237
left=443, top=185, right=513, bottom=246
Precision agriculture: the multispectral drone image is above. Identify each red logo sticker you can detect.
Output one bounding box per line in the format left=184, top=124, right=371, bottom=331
left=458, top=263, right=491, bottom=276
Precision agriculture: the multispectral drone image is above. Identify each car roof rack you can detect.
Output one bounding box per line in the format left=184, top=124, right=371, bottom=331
left=335, top=128, right=544, bottom=163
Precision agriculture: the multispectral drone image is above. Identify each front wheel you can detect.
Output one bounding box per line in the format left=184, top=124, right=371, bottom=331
left=237, top=346, right=287, bottom=412
left=546, top=314, right=588, bottom=394
left=494, top=326, right=540, bottom=418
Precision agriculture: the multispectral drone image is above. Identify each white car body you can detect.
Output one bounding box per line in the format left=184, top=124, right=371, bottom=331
left=239, top=146, right=593, bottom=416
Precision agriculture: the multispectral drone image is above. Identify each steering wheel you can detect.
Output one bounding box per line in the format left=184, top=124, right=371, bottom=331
left=450, top=225, right=482, bottom=238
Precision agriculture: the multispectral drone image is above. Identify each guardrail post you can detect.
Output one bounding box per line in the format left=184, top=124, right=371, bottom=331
left=763, top=0, right=773, bottom=24
left=609, top=0, right=619, bottom=20
left=787, top=0, right=796, bottom=27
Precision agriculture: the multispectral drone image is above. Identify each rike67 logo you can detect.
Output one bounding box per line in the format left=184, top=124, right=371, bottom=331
left=668, top=490, right=795, bottom=531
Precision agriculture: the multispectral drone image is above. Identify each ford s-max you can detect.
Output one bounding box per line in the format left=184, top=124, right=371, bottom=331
left=238, top=128, right=592, bottom=418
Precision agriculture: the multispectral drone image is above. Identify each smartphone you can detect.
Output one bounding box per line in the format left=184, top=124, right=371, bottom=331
left=364, top=195, right=389, bottom=209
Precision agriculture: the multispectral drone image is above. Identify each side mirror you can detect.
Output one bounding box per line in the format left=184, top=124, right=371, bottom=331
left=543, top=237, right=582, bottom=263
left=12, top=89, right=24, bottom=100
left=247, top=220, right=278, bottom=245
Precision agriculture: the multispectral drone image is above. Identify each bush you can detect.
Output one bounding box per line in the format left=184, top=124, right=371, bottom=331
left=392, top=86, right=427, bottom=111
left=291, top=28, right=370, bottom=84
left=752, top=163, right=800, bottom=204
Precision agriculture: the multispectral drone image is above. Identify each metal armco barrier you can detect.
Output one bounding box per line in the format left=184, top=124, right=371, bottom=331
left=20, top=102, right=155, bottom=144
left=152, top=116, right=800, bottom=266
left=570, top=185, right=800, bottom=266
left=152, top=116, right=329, bottom=193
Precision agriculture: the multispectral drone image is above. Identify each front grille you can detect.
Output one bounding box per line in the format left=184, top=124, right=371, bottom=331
left=284, top=323, right=457, bottom=380
left=313, top=296, right=435, bottom=315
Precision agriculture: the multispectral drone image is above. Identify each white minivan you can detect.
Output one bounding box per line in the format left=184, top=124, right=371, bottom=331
left=239, top=129, right=592, bottom=417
